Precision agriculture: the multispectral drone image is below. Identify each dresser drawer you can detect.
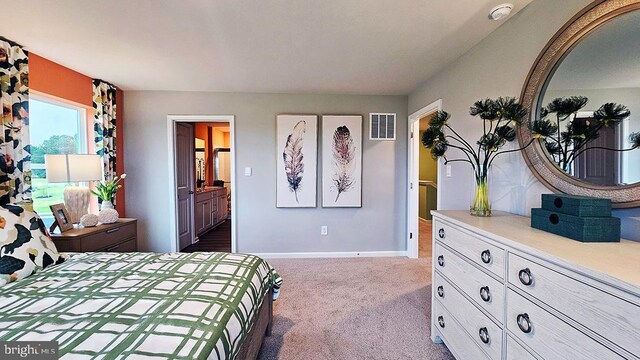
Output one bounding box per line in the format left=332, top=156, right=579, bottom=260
left=506, top=334, right=538, bottom=360
left=507, top=289, right=625, bottom=360
left=434, top=272, right=502, bottom=359
left=509, top=253, right=640, bottom=356
left=81, top=222, right=137, bottom=251
left=435, top=243, right=504, bottom=323
left=433, top=301, right=490, bottom=360
left=434, top=220, right=505, bottom=278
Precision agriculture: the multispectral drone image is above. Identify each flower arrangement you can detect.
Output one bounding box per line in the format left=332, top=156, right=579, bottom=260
left=537, top=96, right=639, bottom=173
left=91, top=173, right=126, bottom=204
left=422, top=97, right=556, bottom=216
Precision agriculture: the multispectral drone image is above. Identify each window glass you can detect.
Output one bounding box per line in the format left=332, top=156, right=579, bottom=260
left=30, top=97, right=87, bottom=219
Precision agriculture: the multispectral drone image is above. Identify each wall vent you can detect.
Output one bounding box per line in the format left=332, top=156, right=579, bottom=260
left=369, top=113, right=396, bottom=140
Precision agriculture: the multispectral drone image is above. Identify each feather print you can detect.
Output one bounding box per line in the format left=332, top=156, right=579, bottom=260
left=332, top=125, right=355, bottom=202
left=283, top=120, right=306, bottom=203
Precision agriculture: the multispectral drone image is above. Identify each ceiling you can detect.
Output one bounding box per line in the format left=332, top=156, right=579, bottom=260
left=547, top=9, right=640, bottom=91
left=2, top=0, right=531, bottom=95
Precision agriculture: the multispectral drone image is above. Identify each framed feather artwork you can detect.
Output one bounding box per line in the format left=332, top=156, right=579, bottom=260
left=321, top=115, right=363, bottom=208
left=276, top=114, right=318, bottom=208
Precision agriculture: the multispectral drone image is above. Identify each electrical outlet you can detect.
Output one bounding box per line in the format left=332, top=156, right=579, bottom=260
left=446, top=165, right=452, bottom=177
left=321, top=226, right=328, bottom=236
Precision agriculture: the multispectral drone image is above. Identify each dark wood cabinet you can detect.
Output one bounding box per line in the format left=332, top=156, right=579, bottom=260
left=50, top=219, right=137, bottom=253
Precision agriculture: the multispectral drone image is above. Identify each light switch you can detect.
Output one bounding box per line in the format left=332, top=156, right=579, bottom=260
left=244, top=167, right=252, bottom=176
left=446, top=165, right=452, bottom=177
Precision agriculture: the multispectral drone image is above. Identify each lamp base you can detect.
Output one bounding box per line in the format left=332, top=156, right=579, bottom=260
left=64, top=186, right=91, bottom=224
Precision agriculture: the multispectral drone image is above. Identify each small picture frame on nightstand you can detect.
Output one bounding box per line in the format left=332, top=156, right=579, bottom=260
left=49, top=203, right=73, bottom=233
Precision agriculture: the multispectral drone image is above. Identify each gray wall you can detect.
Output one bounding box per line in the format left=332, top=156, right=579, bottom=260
left=124, top=92, right=408, bottom=253
left=408, top=0, right=640, bottom=240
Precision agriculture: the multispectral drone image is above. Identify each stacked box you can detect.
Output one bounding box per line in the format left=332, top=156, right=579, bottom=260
left=531, top=194, right=620, bottom=243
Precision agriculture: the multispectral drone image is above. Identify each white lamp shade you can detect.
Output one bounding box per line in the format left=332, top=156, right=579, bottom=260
left=45, top=154, right=103, bottom=183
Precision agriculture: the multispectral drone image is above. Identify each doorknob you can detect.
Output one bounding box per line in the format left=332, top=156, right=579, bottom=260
left=188, top=190, right=194, bottom=194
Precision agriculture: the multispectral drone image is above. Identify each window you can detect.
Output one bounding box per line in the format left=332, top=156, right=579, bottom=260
left=30, top=96, right=90, bottom=220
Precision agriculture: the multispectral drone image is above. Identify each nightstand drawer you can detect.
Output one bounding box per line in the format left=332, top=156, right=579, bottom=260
left=101, top=238, right=136, bottom=252
left=81, top=222, right=137, bottom=251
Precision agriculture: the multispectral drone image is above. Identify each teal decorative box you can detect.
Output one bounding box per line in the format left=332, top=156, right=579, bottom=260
left=531, top=208, right=620, bottom=243
left=541, top=194, right=611, bottom=217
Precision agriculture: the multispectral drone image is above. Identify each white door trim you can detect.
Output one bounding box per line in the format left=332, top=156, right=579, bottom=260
left=167, top=115, right=237, bottom=253
left=407, top=100, right=442, bottom=259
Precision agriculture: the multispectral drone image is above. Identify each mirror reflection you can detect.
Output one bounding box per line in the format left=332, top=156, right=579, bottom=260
left=539, top=10, right=640, bottom=186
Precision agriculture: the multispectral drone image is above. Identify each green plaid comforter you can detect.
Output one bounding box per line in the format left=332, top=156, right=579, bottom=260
left=0, top=252, right=282, bottom=359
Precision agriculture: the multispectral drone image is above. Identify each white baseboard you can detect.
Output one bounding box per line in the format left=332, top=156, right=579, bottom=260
left=253, top=251, right=408, bottom=259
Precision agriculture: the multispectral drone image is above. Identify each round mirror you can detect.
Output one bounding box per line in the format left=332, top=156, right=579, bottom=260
left=518, top=0, right=640, bottom=207
left=540, top=10, right=640, bottom=186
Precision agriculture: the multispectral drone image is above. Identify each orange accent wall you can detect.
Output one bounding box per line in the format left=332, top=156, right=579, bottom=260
left=29, top=53, right=126, bottom=216
left=29, top=53, right=93, bottom=107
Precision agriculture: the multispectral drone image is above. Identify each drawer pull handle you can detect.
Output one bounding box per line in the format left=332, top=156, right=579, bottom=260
left=517, top=313, right=532, bottom=333
left=480, top=250, right=492, bottom=264
left=519, top=268, right=533, bottom=286
left=105, top=245, right=120, bottom=252
left=479, top=286, right=491, bottom=302
left=437, top=316, right=445, bottom=328
left=437, top=286, right=444, bottom=298
left=478, top=327, right=490, bottom=344
left=438, top=228, right=446, bottom=239
left=106, top=227, right=121, bottom=234
left=437, top=255, right=445, bottom=267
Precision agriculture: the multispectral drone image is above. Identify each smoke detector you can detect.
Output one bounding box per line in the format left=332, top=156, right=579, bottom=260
left=489, top=3, right=513, bottom=20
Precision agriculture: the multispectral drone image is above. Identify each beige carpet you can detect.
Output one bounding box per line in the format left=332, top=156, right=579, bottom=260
left=257, top=255, right=453, bottom=360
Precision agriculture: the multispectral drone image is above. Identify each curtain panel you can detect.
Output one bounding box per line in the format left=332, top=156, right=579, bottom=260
left=0, top=37, right=31, bottom=205
left=92, top=80, right=117, bottom=184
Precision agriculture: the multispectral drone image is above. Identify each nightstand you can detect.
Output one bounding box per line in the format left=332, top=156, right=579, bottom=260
left=50, top=218, right=138, bottom=252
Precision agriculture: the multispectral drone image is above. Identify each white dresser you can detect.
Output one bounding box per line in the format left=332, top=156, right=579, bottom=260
left=431, top=211, right=640, bottom=360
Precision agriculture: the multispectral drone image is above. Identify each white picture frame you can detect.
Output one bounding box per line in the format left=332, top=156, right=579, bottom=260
left=276, top=114, right=318, bottom=208
left=322, top=115, right=363, bottom=208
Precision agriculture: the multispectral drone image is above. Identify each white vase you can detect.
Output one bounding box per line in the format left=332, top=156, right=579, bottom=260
left=100, top=200, right=115, bottom=210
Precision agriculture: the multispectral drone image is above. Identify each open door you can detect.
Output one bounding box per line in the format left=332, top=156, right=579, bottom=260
left=176, top=123, right=195, bottom=250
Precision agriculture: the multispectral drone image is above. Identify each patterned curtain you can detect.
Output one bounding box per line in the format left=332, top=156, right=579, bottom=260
left=92, top=80, right=117, bottom=183
left=0, top=37, right=30, bottom=206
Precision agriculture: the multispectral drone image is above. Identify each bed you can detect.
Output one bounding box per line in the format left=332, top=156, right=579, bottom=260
left=0, top=251, right=281, bottom=359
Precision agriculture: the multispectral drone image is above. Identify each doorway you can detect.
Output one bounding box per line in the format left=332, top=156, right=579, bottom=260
left=407, top=100, right=442, bottom=259
left=167, top=115, right=237, bottom=253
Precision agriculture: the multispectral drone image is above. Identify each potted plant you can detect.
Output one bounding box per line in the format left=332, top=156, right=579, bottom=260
left=91, top=174, right=126, bottom=210
left=422, top=97, right=556, bottom=216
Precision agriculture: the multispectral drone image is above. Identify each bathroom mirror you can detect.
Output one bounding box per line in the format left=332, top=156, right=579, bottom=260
left=518, top=0, right=640, bottom=207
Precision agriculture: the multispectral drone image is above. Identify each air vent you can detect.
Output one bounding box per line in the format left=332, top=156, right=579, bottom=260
left=370, top=113, right=396, bottom=140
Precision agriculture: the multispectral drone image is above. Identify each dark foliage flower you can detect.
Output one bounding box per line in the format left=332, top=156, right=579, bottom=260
left=495, top=97, right=527, bottom=124
left=529, top=119, right=558, bottom=138
left=544, top=141, right=562, bottom=156
left=495, top=126, right=516, bottom=142
left=428, top=111, right=450, bottom=129
left=569, top=119, right=600, bottom=140
left=539, top=107, right=549, bottom=119
left=630, top=132, right=640, bottom=149
left=421, top=127, right=444, bottom=148
left=470, top=99, right=499, bottom=121
left=593, top=103, right=630, bottom=126
left=430, top=140, right=448, bottom=158
left=477, top=133, right=506, bottom=152
left=546, top=96, right=588, bottom=118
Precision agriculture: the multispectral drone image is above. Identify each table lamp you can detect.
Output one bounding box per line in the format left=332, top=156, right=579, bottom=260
left=44, top=154, right=103, bottom=224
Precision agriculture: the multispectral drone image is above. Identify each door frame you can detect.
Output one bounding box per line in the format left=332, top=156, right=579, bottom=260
left=407, top=100, right=442, bottom=259
left=167, top=115, right=237, bottom=253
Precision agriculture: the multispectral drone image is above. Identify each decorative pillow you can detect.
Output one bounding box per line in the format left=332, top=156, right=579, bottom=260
left=0, top=204, right=67, bottom=287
